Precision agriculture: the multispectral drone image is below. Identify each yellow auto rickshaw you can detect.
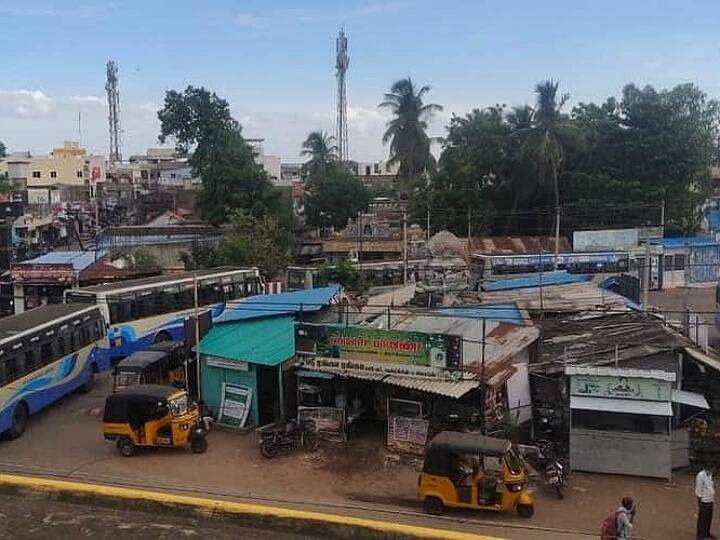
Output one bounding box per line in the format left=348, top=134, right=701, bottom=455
left=102, top=385, right=207, bottom=456
left=418, top=431, right=534, bottom=518
left=113, top=341, right=186, bottom=392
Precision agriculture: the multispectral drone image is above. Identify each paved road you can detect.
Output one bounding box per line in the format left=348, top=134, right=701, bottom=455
left=0, top=494, right=311, bottom=539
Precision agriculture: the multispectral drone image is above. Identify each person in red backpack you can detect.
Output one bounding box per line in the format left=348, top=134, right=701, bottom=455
left=601, top=497, right=635, bottom=540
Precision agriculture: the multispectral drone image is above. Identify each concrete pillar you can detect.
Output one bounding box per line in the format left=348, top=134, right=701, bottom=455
left=13, top=284, right=24, bottom=314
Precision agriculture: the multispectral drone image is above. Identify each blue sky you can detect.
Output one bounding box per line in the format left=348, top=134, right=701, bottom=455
left=2, top=0, right=720, bottom=161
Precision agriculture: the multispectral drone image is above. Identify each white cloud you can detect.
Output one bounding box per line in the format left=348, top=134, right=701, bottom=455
left=235, top=13, right=267, bottom=30
left=71, top=95, right=105, bottom=106
left=0, top=89, right=55, bottom=117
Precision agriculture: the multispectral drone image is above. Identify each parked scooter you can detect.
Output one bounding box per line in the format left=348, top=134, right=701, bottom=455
left=537, top=440, right=567, bottom=499
left=259, top=418, right=319, bottom=458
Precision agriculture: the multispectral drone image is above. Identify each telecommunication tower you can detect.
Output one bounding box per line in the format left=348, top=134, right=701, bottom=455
left=105, top=60, right=122, bottom=162
left=335, top=29, right=349, bottom=163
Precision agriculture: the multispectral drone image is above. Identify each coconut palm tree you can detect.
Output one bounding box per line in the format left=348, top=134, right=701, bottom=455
left=379, top=78, right=442, bottom=197
left=533, top=80, right=570, bottom=212
left=301, top=131, right=338, bottom=179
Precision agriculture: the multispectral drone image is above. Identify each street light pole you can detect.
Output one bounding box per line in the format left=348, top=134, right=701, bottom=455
left=193, top=271, right=201, bottom=400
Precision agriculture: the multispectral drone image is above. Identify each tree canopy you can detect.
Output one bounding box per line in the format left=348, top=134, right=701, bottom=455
left=157, top=86, right=280, bottom=225
left=380, top=78, right=442, bottom=197
left=0, top=141, right=6, bottom=159
left=300, top=131, right=370, bottom=232
left=430, top=81, right=720, bottom=237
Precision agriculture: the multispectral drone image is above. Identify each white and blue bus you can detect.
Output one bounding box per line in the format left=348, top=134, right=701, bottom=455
left=64, top=267, right=262, bottom=361
left=0, top=303, right=107, bottom=438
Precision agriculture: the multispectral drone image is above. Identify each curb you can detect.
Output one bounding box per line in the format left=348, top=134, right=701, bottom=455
left=0, top=473, right=503, bottom=540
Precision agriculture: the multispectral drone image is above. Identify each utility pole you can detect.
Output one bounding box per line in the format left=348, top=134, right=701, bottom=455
left=642, top=239, right=650, bottom=310
left=554, top=205, right=561, bottom=270
left=467, top=207, right=472, bottom=242
left=193, top=272, right=201, bottom=400
left=479, top=317, right=487, bottom=435
left=403, top=210, right=408, bottom=284
left=660, top=199, right=665, bottom=232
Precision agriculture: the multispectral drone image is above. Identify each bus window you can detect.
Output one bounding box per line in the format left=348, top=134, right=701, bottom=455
left=25, top=346, right=39, bottom=372
left=71, top=331, right=80, bottom=350
left=4, top=356, right=18, bottom=383
left=41, top=340, right=53, bottom=365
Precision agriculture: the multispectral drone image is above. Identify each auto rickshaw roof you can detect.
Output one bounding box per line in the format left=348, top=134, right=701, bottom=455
left=108, top=384, right=181, bottom=401
left=116, top=350, right=167, bottom=370
left=428, top=431, right=511, bottom=456
left=147, top=340, right=184, bottom=353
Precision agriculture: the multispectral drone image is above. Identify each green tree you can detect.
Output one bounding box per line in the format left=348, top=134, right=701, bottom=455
left=157, top=86, right=280, bottom=225
left=320, top=259, right=366, bottom=294
left=300, top=131, right=338, bottom=179
left=130, top=249, right=160, bottom=273
left=303, top=167, right=371, bottom=231
left=379, top=78, right=442, bottom=197
left=0, top=141, right=6, bottom=159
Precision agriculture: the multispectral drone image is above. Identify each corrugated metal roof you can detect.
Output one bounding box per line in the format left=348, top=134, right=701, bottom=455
left=200, top=316, right=295, bottom=366
left=215, top=286, right=340, bottom=323
left=565, top=365, right=676, bottom=381
left=570, top=395, right=673, bottom=416
left=651, top=236, right=720, bottom=248
left=383, top=375, right=479, bottom=398
left=17, top=251, right=97, bottom=271
left=436, top=303, right=524, bottom=325
left=468, top=236, right=571, bottom=255
left=482, top=271, right=592, bottom=291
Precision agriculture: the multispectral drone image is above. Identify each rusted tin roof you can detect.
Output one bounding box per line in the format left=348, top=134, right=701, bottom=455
left=468, top=236, right=571, bottom=255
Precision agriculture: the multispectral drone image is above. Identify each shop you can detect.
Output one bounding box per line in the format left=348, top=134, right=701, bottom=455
left=567, top=366, right=708, bottom=480
left=294, top=322, right=510, bottom=451
left=200, top=316, right=295, bottom=429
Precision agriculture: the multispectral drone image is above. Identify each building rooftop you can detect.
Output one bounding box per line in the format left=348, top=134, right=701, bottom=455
left=15, top=251, right=97, bottom=271
left=650, top=236, right=720, bottom=248
left=481, top=271, right=592, bottom=291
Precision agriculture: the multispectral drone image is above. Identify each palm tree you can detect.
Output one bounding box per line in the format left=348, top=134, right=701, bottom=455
left=379, top=78, right=442, bottom=197
left=505, top=105, right=538, bottom=230
left=533, top=80, right=570, bottom=212
left=301, top=131, right=338, bottom=179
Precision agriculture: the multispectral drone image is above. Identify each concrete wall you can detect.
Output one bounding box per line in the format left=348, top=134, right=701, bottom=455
left=202, top=360, right=259, bottom=427
left=570, top=428, right=672, bottom=479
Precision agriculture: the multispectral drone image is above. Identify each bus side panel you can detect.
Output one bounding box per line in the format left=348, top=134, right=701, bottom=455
left=0, top=346, right=95, bottom=433
left=107, top=315, right=187, bottom=360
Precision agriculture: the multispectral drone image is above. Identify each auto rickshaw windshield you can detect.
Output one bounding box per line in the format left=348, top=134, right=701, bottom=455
left=506, top=447, right=524, bottom=475
left=169, top=394, right=189, bottom=416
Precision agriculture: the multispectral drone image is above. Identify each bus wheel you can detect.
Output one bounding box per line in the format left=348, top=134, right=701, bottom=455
left=424, top=496, right=444, bottom=516
left=154, top=332, right=171, bottom=343
left=8, top=402, right=28, bottom=439
left=118, top=438, right=135, bottom=457
left=79, top=370, right=95, bottom=393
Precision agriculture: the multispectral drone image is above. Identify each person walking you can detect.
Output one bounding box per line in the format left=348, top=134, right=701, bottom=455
left=616, top=497, right=635, bottom=540
left=696, top=465, right=716, bottom=540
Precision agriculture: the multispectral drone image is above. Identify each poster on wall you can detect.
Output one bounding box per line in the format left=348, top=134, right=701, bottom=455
left=298, top=406, right=346, bottom=441
left=296, top=323, right=462, bottom=371
left=218, top=383, right=253, bottom=428
left=387, top=415, right=430, bottom=455
left=570, top=375, right=671, bottom=401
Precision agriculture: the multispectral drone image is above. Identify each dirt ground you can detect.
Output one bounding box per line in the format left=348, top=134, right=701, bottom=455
left=0, top=372, right=716, bottom=539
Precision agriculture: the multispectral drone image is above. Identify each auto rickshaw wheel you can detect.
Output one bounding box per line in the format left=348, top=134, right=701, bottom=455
left=517, top=504, right=534, bottom=518
left=8, top=402, right=28, bottom=439
left=423, top=496, right=444, bottom=516
left=190, top=436, right=208, bottom=454
left=118, top=437, right=135, bottom=457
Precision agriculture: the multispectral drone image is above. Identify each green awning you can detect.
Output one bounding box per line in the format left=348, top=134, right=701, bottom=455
left=200, top=316, right=294, bottom=367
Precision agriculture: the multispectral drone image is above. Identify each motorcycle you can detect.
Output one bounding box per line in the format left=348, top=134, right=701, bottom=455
left=259, top=418, right=319, bottom=458
left=537, top=440, right=567, bottom=499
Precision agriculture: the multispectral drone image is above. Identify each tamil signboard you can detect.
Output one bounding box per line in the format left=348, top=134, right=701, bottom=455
left=297, top=355, right=460, bottom=379
left=570, top=375, right=672, bottom=402
left=296, top=323, right=462, bottom=371
left=10, top=263, right=76, bottom=284
left=218, top=383, right=253, bottom=428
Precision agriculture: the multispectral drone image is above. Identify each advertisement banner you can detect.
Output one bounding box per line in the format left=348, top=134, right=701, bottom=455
left=296, top=323, right=462, bottom=370
left=10, top=263, right=75, bottom=284
left=218, top=383, right=253, bottom=428
left=387, top=415, right=430, bottom=454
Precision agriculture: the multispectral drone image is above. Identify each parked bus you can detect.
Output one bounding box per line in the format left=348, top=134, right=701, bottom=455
left=64, top=267, right=262, bottom=360
left=0, top=303, right=107, bottom=439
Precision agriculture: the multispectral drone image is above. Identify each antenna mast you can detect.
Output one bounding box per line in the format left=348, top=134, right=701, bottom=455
left=335, top=29, right=349, bottom=163
left=105, top=60, right=122, bottom=162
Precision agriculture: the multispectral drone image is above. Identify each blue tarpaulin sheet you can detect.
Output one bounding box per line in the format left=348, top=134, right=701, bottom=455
left=436, top=303, right=524, bottom=325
